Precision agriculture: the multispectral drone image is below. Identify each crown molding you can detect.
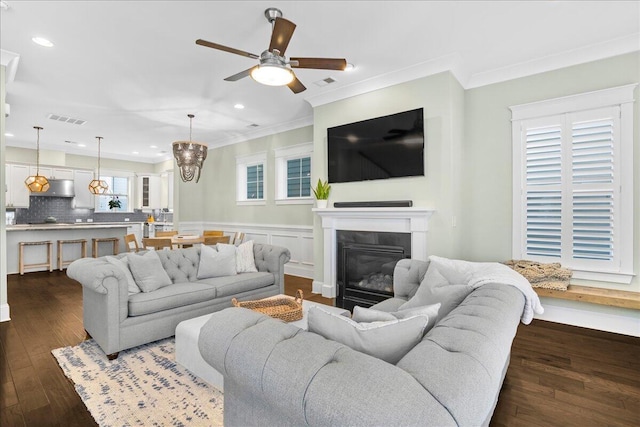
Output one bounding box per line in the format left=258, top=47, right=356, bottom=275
left=0, top=49, right=20, bottom=84
left=208, top=114, right=314, bottom=149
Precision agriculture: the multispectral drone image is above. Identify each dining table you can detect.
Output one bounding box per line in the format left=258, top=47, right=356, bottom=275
left=171, top=234, right=204, bottom=248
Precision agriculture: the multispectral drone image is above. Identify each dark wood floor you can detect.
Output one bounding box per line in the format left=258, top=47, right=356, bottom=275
left=1, top=271, right=638, bottom=426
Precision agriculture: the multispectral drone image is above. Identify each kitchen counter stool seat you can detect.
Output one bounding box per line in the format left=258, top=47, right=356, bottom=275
left=92, top=237, right=120, bottom=258
left=57, top=239, right=88, bottom=271
left=19, top=241, right=53, bottom=275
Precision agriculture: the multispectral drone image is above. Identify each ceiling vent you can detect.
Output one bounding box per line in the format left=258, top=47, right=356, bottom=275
left=247, top=123, right=260, bottom=128
left=48, top=113, right=86, bottom=125
left=314, top=77, right=337, bottom=87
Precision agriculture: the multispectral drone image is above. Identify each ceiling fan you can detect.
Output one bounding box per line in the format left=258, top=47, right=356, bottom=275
left=196, top=7, right=347, bottom=94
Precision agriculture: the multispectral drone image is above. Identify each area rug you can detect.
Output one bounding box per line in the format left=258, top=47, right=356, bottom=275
left=52, top=338, right=223, bottom=427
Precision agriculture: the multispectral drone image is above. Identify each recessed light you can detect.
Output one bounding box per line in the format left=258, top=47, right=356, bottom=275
left=234, top=103, right=245, bottom=110
left=345, top=63, right=355, bottom=72
left=78, top=144, right=86, bottom=147
left=149, top=145, right=157, bottom=149
left=32, top=37, right=54, bottom=48
left=4, top=132, right=14, bottom=137
left=132, top=151, right=139, bottom=154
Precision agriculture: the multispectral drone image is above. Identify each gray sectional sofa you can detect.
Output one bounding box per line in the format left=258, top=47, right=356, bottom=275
left=67, top=243, right=290, bottom=358
left=198, top=258, right=529, bottom=426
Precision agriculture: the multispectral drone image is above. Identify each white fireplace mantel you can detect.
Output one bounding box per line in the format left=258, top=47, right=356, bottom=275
left=313, top=207, right=435, bottom=298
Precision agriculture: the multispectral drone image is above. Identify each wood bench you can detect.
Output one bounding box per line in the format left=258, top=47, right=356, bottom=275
left=535, top=285, right=640, bottom=310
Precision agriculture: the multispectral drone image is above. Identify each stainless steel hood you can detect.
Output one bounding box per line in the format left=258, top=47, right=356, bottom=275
left=31, top=179, right=75, bottom=197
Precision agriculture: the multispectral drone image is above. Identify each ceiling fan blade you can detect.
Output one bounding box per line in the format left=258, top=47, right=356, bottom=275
left=224, top=66, right=257, bottom=82
left=269, top=17, right=296, bottom=55
left=289, top=57, right=347, bottom=70
left=287, top=76, right=306, bottom=94
left=196, top=39, right=259, bottom=59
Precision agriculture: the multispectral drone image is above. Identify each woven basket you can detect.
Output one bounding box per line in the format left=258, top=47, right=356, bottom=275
left=231, top=289, right=304, bottom=322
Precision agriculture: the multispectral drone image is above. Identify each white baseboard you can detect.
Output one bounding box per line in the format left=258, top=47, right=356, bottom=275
left=536, top=298, right=640, bottom=337
left=312, top=280, right=336, bottom=298
left=0, top=303, right=10, bottom=322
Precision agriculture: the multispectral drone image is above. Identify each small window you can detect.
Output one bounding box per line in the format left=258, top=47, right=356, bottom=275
left=236, top=152, right=267, bottom=205
left=95, top=175, right=131, bottom=212
left=275, top=142, right=313, bottom=205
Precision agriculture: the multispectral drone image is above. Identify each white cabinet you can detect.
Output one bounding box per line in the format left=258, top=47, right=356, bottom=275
left=160, top=171, right=174, bottom=210
left=6, top=164, right=31, bottom=208
left=73, top=169, right=95, bottom=209
left=29, top=166, right=74, bottom=180
left=137, top=174, right=161, bottom=209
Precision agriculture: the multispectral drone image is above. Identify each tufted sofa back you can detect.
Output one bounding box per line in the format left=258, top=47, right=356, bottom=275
left=392, top=258, right=430, bottom=300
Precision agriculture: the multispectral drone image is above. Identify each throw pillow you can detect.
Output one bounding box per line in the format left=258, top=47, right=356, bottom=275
left=126, top=251, right=173, bottom=293
left=197, top=244, right=237, bottom=279
left=352, top=303, right=441, bottom=332
left=235, top=240, right=258, bottom=273
left=398, top=260, right=473, bottom=323
left=105, top=256, right=140, bottom=294
left=308, top=306, right=430, bottom=364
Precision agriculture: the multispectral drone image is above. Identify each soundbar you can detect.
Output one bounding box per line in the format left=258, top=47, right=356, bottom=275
left=333, top=200, right=413, bottom=208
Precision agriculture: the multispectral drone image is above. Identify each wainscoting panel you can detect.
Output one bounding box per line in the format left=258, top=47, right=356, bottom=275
left=179, top=221, right=314, bottom=279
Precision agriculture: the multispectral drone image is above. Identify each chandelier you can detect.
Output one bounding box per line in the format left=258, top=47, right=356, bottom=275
left=172, top=114, right=208, bottom=183
left=88, top=136, right=109, bottom=194
left=24, top=126, right=50, bottom=192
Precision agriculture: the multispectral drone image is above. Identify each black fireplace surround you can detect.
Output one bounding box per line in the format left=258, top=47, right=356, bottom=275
left=336, top=230, right=411, bottom=310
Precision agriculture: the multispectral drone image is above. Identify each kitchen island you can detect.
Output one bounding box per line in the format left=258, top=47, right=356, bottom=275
left=6, top=222, right=141, bottom=274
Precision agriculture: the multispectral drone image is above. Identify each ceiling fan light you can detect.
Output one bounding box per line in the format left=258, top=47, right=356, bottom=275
left=251, top=65, right=294, bottom=86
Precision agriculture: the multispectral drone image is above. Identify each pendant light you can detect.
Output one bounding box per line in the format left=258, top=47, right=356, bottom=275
left=88, top=136, right=109, bottom=194
left=172, top=113, right=208, bottom=183
left=24, top=126, right=50, bottom=193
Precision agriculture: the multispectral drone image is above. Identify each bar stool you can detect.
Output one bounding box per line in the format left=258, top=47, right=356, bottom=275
left=57, top=239, right=88, bottom=271
left=92, top=237, right=120, bottom=258
left=19, top=241, right=53, bottom=275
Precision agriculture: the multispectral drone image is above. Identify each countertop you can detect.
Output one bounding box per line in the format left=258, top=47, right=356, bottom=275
left=6, top=222, right=143, bottom=231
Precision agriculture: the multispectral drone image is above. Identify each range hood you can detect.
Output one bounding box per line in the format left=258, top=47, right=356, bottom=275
left=31, top=179, right=75, bottom=197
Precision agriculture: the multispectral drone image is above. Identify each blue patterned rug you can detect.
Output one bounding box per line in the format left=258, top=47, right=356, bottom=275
left=52, top=338, right=223, bottom=426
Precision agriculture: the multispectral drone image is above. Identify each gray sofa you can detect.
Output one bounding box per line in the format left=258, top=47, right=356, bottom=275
left=198, top=258, right=526, bottom=426
left=67, top=243, right=290, bottom=359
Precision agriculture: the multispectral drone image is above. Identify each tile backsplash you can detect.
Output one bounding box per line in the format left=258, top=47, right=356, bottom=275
left=13, top=196, right=153, bottom=224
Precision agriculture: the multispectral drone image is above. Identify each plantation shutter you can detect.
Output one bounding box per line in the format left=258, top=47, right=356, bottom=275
left=520, top=106, right=621, bottom=268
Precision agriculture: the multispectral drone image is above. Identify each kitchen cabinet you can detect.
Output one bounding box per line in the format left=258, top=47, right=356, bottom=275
left=160, top=171, right=174, bottom=210
left=137, top=174, right=161, bottom=209
left=29, top=166, right=74, bottom=180
left=5, top=164, right=31, bottom=208
left=73, top=169, right=95, bottom=209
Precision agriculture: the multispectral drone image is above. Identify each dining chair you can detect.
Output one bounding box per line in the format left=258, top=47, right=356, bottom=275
left=203, top=230, right=224, bottom=237
left=232, top=232, right=245, bottom=246
left=124, top=233, right=140, bottom=252
left=142, top=237, right=173, bottom=250
left=155, top=230, right=178, bottom=237
left=203, top=235, right=231, bottom=245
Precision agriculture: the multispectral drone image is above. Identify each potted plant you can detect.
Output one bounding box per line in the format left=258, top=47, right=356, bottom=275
left=312, top=179, right=331, bottom=208
left=108, top=196, right=122, bottom=211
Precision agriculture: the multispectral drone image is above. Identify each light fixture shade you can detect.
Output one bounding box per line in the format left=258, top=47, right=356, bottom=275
left=172, top=141, right=208, bottom=183
left=251, top=65, right=294, bottom=86
left=25, top=175, right=50, bottom=193
left=88, top=179, right=109, bottom=194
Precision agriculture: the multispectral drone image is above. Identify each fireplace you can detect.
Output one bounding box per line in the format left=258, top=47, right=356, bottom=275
left=313, top=206, right=434, bottom=299
left=337, top=230, right=411, bottom=310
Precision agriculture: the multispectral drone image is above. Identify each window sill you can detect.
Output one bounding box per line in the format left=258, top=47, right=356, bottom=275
left=535, top=285, right=640, bottom=310
left=275, top=198, right=314, bottom=206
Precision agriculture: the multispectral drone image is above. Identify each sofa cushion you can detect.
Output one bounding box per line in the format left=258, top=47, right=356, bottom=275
left=399, top=260, right=472, bottom=322
left=105, top=256, right=140, bottom=294
left=126, top=251, right=173, bottom=292
left=233, top=240, right=258, bottom=273
left=156, top=247, right=200, bottom=283
left=308, top=306, right=430, bottom=364
left=198, top=272, right=274, bottom=298
left=197, top=244, right=237, bottom=279
left=352, top=303, right=441, bottom=333
left=128, top=282, right=217, bottom=316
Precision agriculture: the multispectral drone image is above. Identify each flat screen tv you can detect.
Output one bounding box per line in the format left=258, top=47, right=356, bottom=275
left=327, top=108, right=424, bottom=184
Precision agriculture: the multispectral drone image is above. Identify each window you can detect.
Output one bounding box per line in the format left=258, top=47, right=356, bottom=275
left=95, top=173, right=132, bottom=212
left=511, top=85, right=635, bottom=284
left=275, top=142, right=313, bottom=205
left=236, top=152, right=267, bottom=205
